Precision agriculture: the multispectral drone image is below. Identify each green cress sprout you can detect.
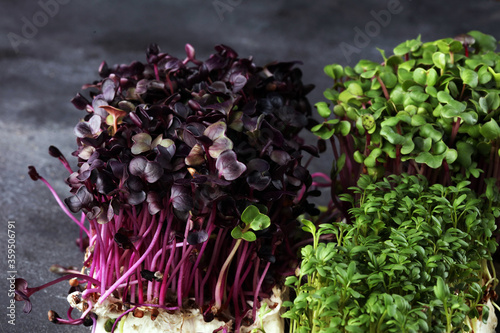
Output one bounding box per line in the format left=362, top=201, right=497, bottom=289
left=284, top=174, right=499, bottom=332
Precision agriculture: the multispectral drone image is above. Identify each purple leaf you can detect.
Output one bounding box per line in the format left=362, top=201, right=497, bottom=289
left=185, top=144, right=206, bottom=166
left=102, top=78, right=117, bottom=102
left=86, top=206, right=102, bottom=220
left=160, top=57, right=183, bottom=72
left=214, top=44, right=238, bottom=58
left=185, top=44, right=196, bottom=60
left=171, top=185, right=193, bottom=212
left=109, top=160, right=128, bottom=180
left=14, top=278, right=32, bottom=313
left=209, top=136, right=233, bottom=158
left=64, top=186, right=94, bottom=213
left=204, top=122, right=233, bottom=158
left=28, top=166, right=40, bottom=181
left=187, top=230, right=209, bottom=245
left=246, top=159, right=271, bottom=191
left=205, top=99, right=234, bottom=115
left=208, top=81, right=230, bottom=95
left=174, top=102, right=190, bottom=118
left=204, top=121, right=226, bottom=140
left=131, top=133, right=153, bottom=155
left=146, top=43, right=160, bottom=64
left=270, top=150, right=291, bottom=165
left=147, top=191, right=162, bottom=215
left=301, top=144, right=320, bottom=157
left=74, top=115, right=102, bottom=138
left=230, top=73, right=247, bottom=93
left=91, top=96, right=109, bottom=118
left=70, top=93, right=90, bottom=110
left=95, top=170, right=115, bottom=195
left=216, top=150, right=246, bottom=181
left=128, top=190, right=146, bottom=205
left=129, top=156, right=164, bottom=183
left=114, top=230, right=133, bottom=250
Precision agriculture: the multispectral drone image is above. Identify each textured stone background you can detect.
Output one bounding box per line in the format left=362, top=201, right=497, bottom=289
left=1, top=1, right=500, bottom=332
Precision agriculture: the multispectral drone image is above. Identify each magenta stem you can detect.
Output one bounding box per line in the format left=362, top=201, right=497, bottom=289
left=98, top=216, right=164, bottom=304
left=39, top=177, right=90, bottom=236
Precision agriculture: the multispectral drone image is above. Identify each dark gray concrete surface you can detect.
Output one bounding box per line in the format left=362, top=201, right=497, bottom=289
left=1, top=1, right=500, bottom=332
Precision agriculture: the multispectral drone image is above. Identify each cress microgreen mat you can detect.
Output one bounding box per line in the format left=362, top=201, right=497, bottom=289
left=285, top=174, right=499, bottom=333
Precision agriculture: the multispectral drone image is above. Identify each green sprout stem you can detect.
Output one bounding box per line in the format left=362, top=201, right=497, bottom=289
left=214, top=235, right=246, bottom=310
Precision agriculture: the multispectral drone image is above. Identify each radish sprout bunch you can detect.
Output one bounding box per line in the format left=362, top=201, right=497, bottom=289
left=16, top=43, right=318, bottom=332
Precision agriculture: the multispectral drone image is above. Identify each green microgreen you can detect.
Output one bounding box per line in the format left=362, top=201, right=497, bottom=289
left=312, top=31, right=500, bottom=222
left=284, top=174, right=499, bottom=332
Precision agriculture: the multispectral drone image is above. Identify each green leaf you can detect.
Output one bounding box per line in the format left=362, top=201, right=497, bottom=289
left=445, top=148, right=457, bottom=164
left=339, top=90, right=357, bottom=103
left=437, top=91, right=453, bottom=104
left=339, top=120, right=351, bottom=136
left=241, top=205, right=271, bottom=232
left=434, top=276, right=450, bottom=301
left=458, top=65, right=478, bottom=88
left=333, top=104, right=346, bottom=117
left=480, top=119, right=500, bottom=140
left=478, top=65, right=493, bottom=84
left=415, top=151, right=445, bottom=168
left=315, top=102, right=331, bottom=118
left=323, top=88, right=339, bottom=101
left=413, top=68, right=427, bottom=85
left=432, top=52, right=446, bottom=71
left=362, top=114, right=375, bottom=131
left=479, top=92, right=500, bottom=113
left=456, top=141, right=474, bottom=168
left=380, top=126, right=405, bottom=145
left=353, top=150, right=365, bottom=164
left=241, top=231, right=257, bottom=242
left=313, top=125, right=336, bottom=140
left=347, top=82, right=363, bottom=96
left=410, top=90, right=429, bottom=103
left=360, top=69, right=377, bottom=79
left=460, top=111, right=478, bottom=125
left=419, top=124, right=443, bottom=141
left=426, top=85, right=438, bottom=97
left=301, top=219, right=316, bottom=236
left=468, top=30, right=497, bottom=53
left=241, top=205, right=260, bottom=225
left=249, top=214, right=271, bottom=231
left=324, top=64, right=344, bottom=80
left=380, top=72, right=398, bottom=89
left=380, top=117, right=400, bottom=127
left=393, top=42, right=411, bottom=56
left=231, top=226, right=244, bottom=239
left=488, top=67, right=500, bottom=88
left=401, top=133, right=415, bottom=154
left=104, top=318, right=117, bottom=332
left=426, top=68, right=439, bottom=86
left=411, top=114, right=426, bottom=127
left=334, top=153, right=347, bottom=178
left=364, top=148, right=382, bottom=168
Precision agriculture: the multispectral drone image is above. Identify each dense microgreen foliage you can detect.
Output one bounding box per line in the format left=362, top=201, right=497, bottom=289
left=284, top=174, right=499, bottom=333
left=20, top=44, right=317, bottom=331
left=286, top=31, right=500, bottom=332
left=312, top=31, right=500, bottom=221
